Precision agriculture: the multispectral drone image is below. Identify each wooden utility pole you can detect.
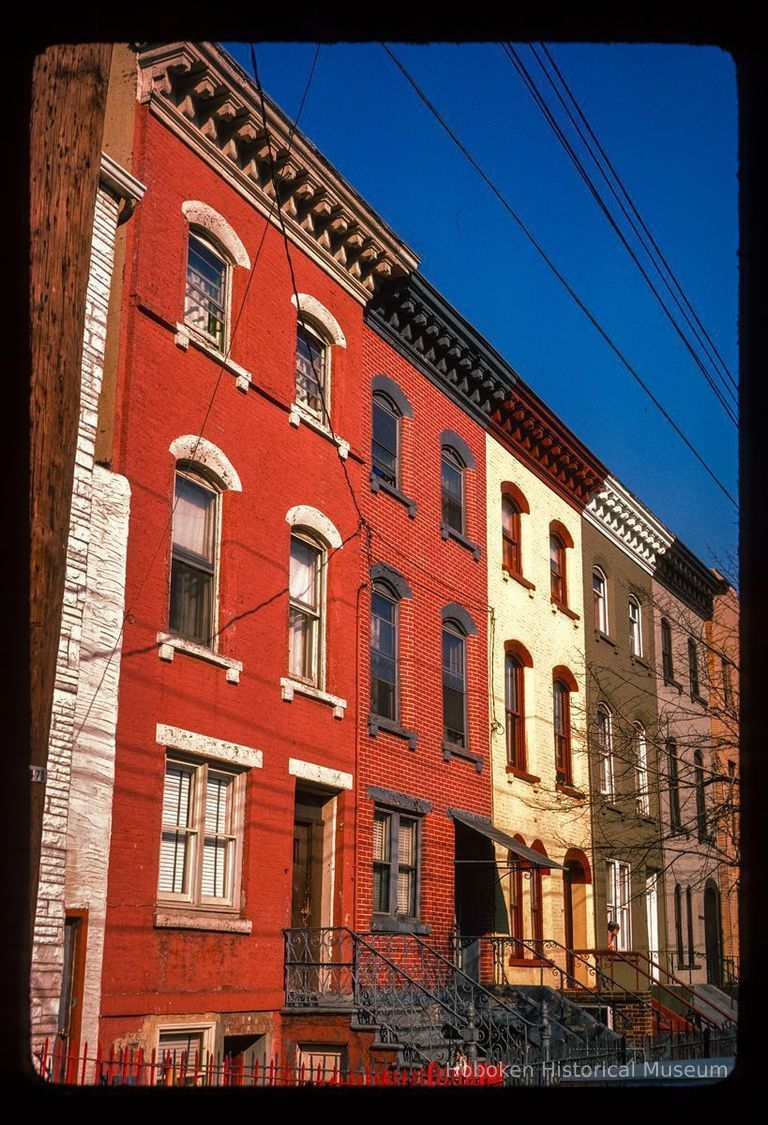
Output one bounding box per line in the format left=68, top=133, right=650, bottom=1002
left=28, top=41, right=113, bottom=1043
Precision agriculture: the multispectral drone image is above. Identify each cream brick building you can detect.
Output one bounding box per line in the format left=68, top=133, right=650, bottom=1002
left=485, top=431, right=596, bottom=984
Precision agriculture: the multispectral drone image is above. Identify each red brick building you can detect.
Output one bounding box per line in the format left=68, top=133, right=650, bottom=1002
left=92, top=42, right=418, bottom=1065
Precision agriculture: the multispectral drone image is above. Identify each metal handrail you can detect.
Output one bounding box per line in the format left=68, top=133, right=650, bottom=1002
left=285, top=927, right=530, bottom=1065
left=493, top=935, right=663, bottom=1036
left=575, top=949, right=735, bottom=1029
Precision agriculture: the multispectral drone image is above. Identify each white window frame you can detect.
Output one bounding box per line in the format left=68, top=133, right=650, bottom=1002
left=593, top=567, right=608, bottom=634
left=158, top=754, right=246, bottom=913
left=628, top=597, right=643, bottom=658
left=606, top=859, right=632, bottom=952
left=634, top=722, right=650, bottom=816
left=184, top=229, right=232, bottom=354
left=596, top=705, right=615, bottom=800
left=169, top=468, right=222, bottom=652
left=288, top=530, right=327, bottom=690
left=295, top=318, right=331, bottom=425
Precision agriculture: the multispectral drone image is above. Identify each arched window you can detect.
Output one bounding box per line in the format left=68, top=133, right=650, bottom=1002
left=634, top=722, right=650, bottom=816
left=593, top=568, right=608, bottom=633
left=502, top=496, right=522, bottom=575
left=441, top=446, right=465, bottom=534
left=289, top=531, right=325, bottom=686
left=628, top=597, right=643, bottom=657
left=688, top=638, right=700, bottom=698
left=182, top=202, right=249, bottom=354
left=550, top=534, right=567, bottom=606
left=694, top=750, right=708, bottom=841
left=661, top=618, right=674, bottom=682
left=371, top=579, right=399, bottom=721
left=505, top=653, right=525, bottom=769
left=372, top=392, right=401, bottom=488
left=553, top=678, right=572, bottom=785
left=295, top=318, right=332, bottom=423
left=667, top=738, right=681, bottom=833
left=596, top=705, right=614, bottom=800
left=170, top=467, right=220, bottom=646
left=443, top=619, right=468, bottom=748
left=185, top=232, right=229, bottom=350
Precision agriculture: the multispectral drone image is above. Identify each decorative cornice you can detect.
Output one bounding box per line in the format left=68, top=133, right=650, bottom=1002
left=135, top=42, right=419, bottom=303
left=99, top=152, right=146, bottom=203
left=366, top=273, right=605, bottom=507
left=586, top=474, right=721, bottom=618
left=585, top=475, right=671, bottom=575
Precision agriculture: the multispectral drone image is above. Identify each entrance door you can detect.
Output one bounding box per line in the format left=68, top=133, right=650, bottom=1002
left=291, top=785, right=340, bottom=997
left=563, top=859, right=588, bottom=984
left=645, top=872, right=660, bottom=983
left=704, top=881, right=723, bottom=987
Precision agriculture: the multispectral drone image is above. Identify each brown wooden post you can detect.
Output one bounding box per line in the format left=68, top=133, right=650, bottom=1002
left=28, top=41, right=112, bottom=1042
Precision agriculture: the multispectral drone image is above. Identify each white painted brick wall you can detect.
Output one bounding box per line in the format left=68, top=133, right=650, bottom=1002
left=30, top=187, right=121, bottom=1049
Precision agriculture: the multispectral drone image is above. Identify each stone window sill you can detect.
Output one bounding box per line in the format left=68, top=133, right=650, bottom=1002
left=442, top=741, right=483, bottom=773
left=552, top=600, right=580, bottom=622
left=370, top=475, right=418, bottom=518
left=601, top=801, right=623, bottom=815
left=281, top=677, right=347, bottom=719
left=370, top=916, right=431, bottom=936
left=502, top=568, right=535, bottom=593
left=692, top=693, right=709, bottom=708
left=630, top=655, right=651, bottom=671
left=368, top=714, right=418, bottom=750
left=440, top=523, right=481, bottom=561
left=157, top=633, right=242, bottom=683
left=288, top=401, right=350, bottom=460
left=664, top=676, right=684, bottom=694
left=505, top=765, right=541, bottom=785
left=556, top=781, right=586, bottom=800
left=155, top=909, right=252, bottom=934
left=174, top=322, right=254, bottom=393
left=594, top=630, right=618, bottom=650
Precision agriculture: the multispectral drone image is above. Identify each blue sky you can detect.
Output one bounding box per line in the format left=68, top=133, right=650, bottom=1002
left=223, top=42, right=738, bottom=579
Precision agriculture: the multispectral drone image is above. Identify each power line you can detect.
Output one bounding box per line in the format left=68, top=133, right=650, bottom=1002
left=538, top=41, right=738, bottom=397
left=72, top=47, right=323, bottom=743
left=502, top=42, right=737, bottom=427
left=380, top=43, right=737, bottom=512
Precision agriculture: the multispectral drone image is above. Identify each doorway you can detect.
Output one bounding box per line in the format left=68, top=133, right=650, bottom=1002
left=291, top=784, right=339, bottom=996
left=454, top=819, right=494, bottom=982
left=645, top=871, right=660, bottom=982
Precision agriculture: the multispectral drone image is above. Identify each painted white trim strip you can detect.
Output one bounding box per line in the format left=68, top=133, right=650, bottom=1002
left=289, top=759, right=353, bottom=791
left=156, top=723, right=262, bottom=769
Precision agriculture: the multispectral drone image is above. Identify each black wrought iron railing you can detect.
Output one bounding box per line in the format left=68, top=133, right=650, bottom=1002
left=284, top=927, right=536, bottom=1066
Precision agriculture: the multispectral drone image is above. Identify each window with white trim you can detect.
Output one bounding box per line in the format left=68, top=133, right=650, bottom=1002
left=596, top=705, right=615, bottom=799
left=158, top=757, right=244, bottom=910
left=634, top=721, right=650, bottom=816
left=170, top=469, right=219, bottom=648
left=289, top=532, right=325, bottom=687
left=372, top=807, right=420, bottom=923
left=185, top=231, right=229, bottom=351
left=295, top=320, right=330, bottom=422
left=628, top=597, right=643, bottom=657
left=606, top=859, right=632, bottom=951
left=593, top=568, right=608, bottom=633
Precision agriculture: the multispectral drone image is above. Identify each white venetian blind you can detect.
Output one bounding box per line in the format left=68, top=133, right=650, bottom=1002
left=159, top=765, right=194, bottom=895
left=201, top=772, right=233, bottom=899
left=373, top=812, right=390, bottom=862
left=397, top=819, right=416, bottom=916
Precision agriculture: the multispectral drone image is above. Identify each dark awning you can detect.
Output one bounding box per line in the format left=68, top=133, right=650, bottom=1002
left=451, top=810, right=566, bottom=870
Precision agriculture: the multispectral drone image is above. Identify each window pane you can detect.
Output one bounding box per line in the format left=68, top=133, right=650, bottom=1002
left=186, top=235, right=226, bottom=348
left=397, top=868, right=415, bottom=917
left=372, top=400, right=399, bottom=486
left=373, top=812, right=391, bottom=913
left=296, top=329, right=325, bottom=415
left=170, top=558, right=213, bottom=645
left=290, top=538, right=319, bottom=608
left=373, top=812, right=391, bottom=861
left=397, top=819, right=417, bottom=917
left=174, top=476, right=216, bottom=563
left=289, top=607, right=316, bottom=682
left=441, top=456, right=463, bottom=532
left=443, top=630, right=466, bottom=745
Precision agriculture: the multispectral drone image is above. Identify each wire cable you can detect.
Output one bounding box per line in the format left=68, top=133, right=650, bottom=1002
left=380, top=43, right=737, bottom=511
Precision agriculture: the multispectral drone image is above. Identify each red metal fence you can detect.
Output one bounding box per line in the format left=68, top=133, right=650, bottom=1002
left=32, top=1039, right=505, bottom=1088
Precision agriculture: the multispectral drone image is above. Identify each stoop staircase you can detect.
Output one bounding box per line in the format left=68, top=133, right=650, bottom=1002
left=284, top=928, right=622, bottom=1067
